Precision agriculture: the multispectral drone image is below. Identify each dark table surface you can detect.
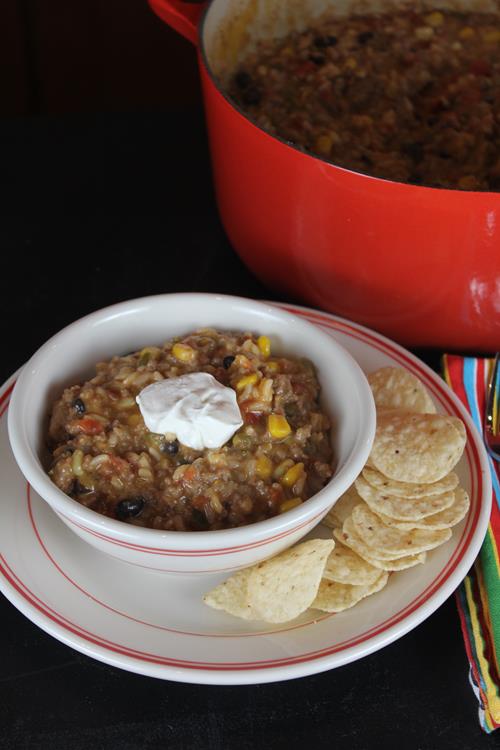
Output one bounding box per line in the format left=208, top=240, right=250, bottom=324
left=0, top=110, right=495, bottom=750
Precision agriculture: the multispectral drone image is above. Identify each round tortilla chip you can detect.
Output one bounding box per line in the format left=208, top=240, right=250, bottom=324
left=333, top=527, right=427, bottom=569
left=355, top=475, right=456, bottom=521
left=246, top=539, right=334, bottom=623
left=203, top=569, right=255, bottom=620
left=373, top=487, right=470, bottom=531
left=338, top=517, right=420, bottom=560
left=323, top=540, right=381, bottom=585
left=356, top=549, right=427, bottom=571
left=362, top=466, right=459, bottom=499
left=312, top=571, right=389, bottom=613
left=351, top=503, right=452, bottom=556
left=322, top=483, right=363, bottom=529
left=368, top=367, right=436, bottom=414
left=369, top=411, right=466, bottom=483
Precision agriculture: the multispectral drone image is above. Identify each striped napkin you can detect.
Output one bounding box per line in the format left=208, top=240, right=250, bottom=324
left=442, top=355, right=500, bottom=733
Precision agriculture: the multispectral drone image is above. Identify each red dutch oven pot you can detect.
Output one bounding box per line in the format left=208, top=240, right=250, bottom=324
left=149, top=0, right=500, bottom=351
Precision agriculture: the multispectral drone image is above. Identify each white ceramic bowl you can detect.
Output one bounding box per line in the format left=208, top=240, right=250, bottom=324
left=8, top=293, right=376, bottom=574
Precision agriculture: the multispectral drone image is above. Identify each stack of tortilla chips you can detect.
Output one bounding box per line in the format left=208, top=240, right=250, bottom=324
left=204, top=368, right=468, bottom=626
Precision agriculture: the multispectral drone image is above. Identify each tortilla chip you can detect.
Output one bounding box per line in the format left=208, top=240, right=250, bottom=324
left=373, top=487, right=470, bottom=531
left=323, top=483, right=363, bottom=529
left=355, top=475, right=456, bottom=521
left=333, top=526, right=427, bottom=570
left=369, top=411, right=466, bottom=483
left=368, top=367, right=436, bottom=414
left=323, top=539, right=381, bottom=585
left=203, top=569, right=255, bottom=619
left=351, top=503, right=452, bottom=556
left=362, top=466, right=459, bottom=499
left=338, top=517, right=419, bottom=560
left=246, top=539, right=334, bottom=623
left=312, top=571, right=389, bottom=613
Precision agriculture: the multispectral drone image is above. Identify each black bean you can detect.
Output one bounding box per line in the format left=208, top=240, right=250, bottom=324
left=235, top=70, right=251, bottom=89
left=402, top=142, right=424, bottom=162
left=284, top=401, right=301, bottom=426
left=191, top=509, right=209, bottom=530
left=223, top=355, right=235, bottom=369
left=418, top=81, right=434, bottom=96
left=71, top=478, right=92, bottom=495
left=73, top=398, right=86, bottom=416
left=409, top=173, right=423, bottom=185
left=162, top=440, right=179, bottom=455
left=242, top=87, right=261, bottom=106
left=488, top=175, right=500, bottom=191
left=314, top=35, right=338, bottom=48
left=438, top=151, right=451, bottom=160
left=116, top=497, right=145, bottom=520
left=357, top=31, right=374, bottom=44
left=309, top=54, right=325, bottom=65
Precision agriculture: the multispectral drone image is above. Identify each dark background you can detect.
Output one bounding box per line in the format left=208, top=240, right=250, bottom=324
left=1, top=0, right=200, bottom=117
left=0, top=2, right=497, bottom=748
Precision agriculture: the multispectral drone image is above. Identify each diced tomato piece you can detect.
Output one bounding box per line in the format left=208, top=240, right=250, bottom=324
left=295, top=61, right=316, bottom=76
left=192, top=495, right=208, bottom=510
left=268, top=484, right=284, bottom=507
left=461, top=88, right=481, bottom=105
left=183, top=466, right=197, bottom=481
left=108, top=455, right=129, bottom=471
left=470, top=60, right=492, bottom=76
left=239, top=400, right=263, bottom=424
left=73, top=418, right=104, bottom=435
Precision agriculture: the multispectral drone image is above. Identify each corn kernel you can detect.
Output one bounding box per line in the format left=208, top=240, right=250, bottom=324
left=266, top=360, right=279, bottom=373
left=281, top=462, right=305, bottom=488
left=345, top=56, right=357, bottom=69
left=127, top=413, right=142, bottom=427
left=273, top=459, right=294, bottom=480
left=424, top=11, right=444, bottom=27
left=257, top=335, right=271, bottom=358
left=459, top=26, right=475, bottom=39
left=279, top=497, right=303, bottom=513
left=172, top=343, right=196, bottom=363
left=236, top=373, right=259, bottom=391
left=483, top=29, right=500, bottom=43
left=414, top=26, right=434, bottom=40
left=315, top=134, right=333, bottom=155
left=268, top=414, right=292, bottom=439
left=256, top=455, right=273, bottom=480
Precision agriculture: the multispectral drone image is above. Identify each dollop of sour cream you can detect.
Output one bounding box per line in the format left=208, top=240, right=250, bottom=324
left=136, top=372, right=243, bottom=451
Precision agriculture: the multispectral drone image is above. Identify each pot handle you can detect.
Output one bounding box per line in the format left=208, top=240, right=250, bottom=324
left=148, top=0, right=206, bottom=45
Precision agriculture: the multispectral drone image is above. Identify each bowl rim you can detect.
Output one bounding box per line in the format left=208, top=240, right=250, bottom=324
left=8, top=292, right=376, bottom=551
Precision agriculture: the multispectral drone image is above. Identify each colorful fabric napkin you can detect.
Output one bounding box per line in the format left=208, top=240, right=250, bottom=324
left=442, top=355, right=500, bottom=733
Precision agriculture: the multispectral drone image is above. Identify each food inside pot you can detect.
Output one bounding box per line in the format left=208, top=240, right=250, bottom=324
left=47, top=329, right=333, bottom=531
left=228, top=7, right=500, bottom=190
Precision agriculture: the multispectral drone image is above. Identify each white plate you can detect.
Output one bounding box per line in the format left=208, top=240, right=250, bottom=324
left=0, top=304, right=491, bottom=685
